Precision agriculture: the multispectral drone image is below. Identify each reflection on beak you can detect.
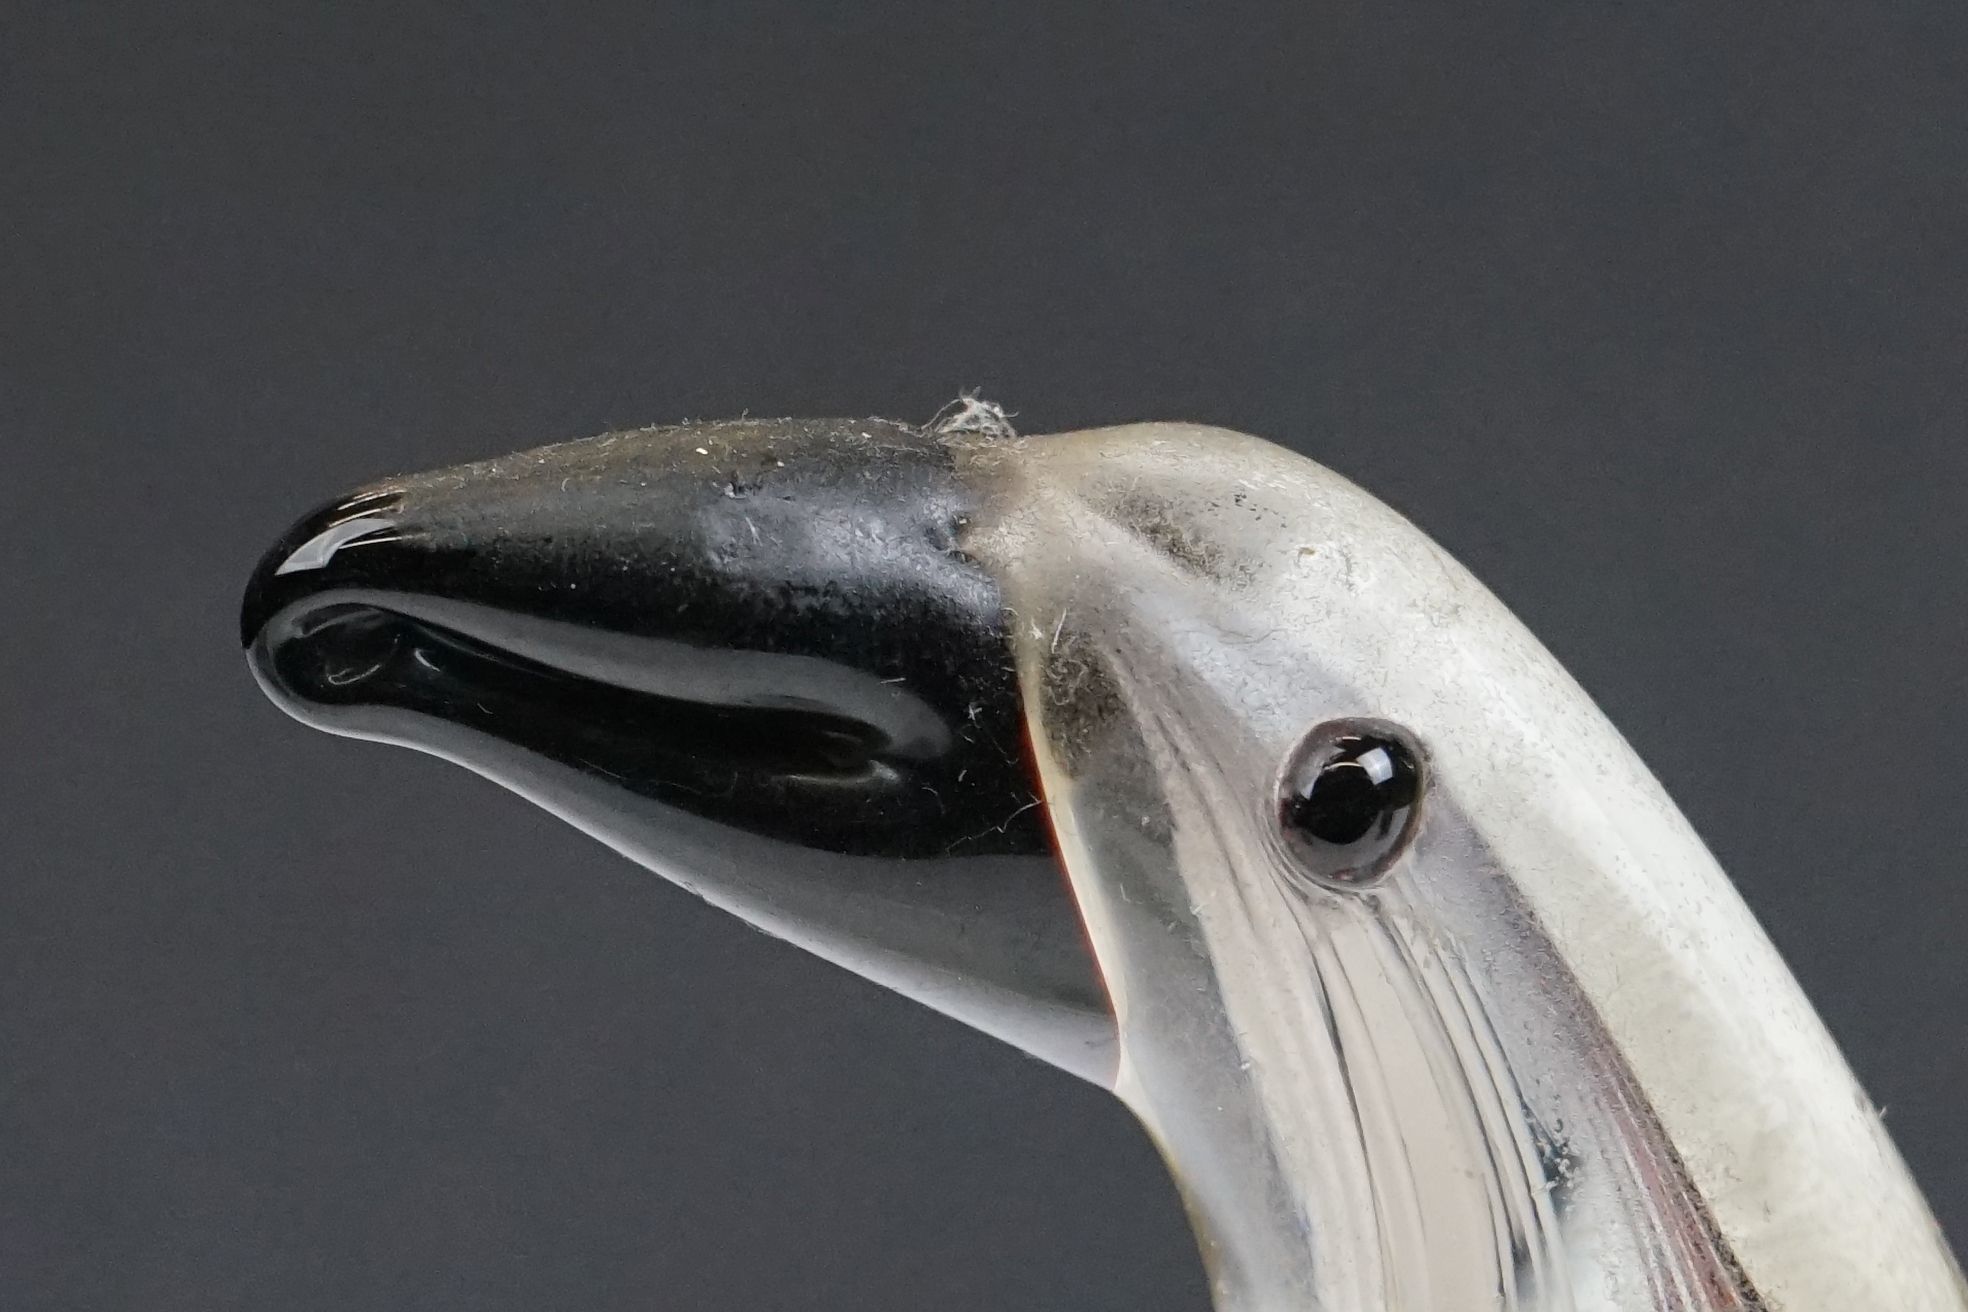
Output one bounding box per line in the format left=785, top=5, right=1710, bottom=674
left=242, top=417, right=1117, bottom=1084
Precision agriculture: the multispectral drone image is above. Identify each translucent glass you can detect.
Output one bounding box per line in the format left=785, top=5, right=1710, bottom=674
left=957, top=424, right=1966, bottom=1312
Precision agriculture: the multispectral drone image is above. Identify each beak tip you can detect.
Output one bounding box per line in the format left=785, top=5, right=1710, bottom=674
left=240, top=487, right=407, bottom=649
left=239, top=546, right=282, bottom=649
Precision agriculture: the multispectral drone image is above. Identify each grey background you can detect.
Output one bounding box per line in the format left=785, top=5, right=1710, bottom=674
left=5, top=2, right=1965, bottom=1308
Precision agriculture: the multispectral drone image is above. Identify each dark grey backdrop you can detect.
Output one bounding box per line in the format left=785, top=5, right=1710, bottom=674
left=5, top=3, right=1965, bottom=1309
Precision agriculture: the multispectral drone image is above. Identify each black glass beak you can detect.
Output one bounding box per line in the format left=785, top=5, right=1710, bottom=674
left=240, top=417, right=1116, bottom=1083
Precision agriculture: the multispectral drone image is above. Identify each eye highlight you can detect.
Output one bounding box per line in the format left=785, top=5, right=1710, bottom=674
left=1277, top=720, right=1424, bottom=889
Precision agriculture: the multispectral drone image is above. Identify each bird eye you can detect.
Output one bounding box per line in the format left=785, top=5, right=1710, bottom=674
left=1277, top=720, right=1424, bottom=888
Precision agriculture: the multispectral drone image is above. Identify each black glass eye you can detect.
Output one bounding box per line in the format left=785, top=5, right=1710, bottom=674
left=1277, top=720, right=1424, bottom=888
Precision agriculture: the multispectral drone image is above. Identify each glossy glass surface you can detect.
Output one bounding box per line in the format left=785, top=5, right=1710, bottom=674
left=1277, top=720, right=1424, bottom=888
left=247, top=416, right=1967, bottom=1311
left=241, top=419, right=1047, bottom=860
left=956, top=422, right=1966, bottom=1312
left=243, top=418, right=1117, bottom=1083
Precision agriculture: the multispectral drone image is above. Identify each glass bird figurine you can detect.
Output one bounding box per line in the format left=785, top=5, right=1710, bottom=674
left=242, top=408, right=1966, bottom=1312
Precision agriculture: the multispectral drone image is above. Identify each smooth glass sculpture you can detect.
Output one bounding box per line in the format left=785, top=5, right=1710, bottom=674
left=243, top=414, right=1967, bottom=1311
